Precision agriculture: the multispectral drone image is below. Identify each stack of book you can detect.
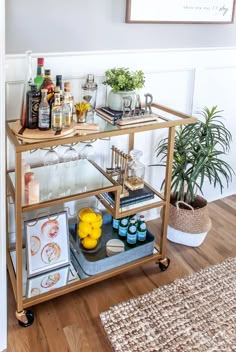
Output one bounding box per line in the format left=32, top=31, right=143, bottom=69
left=96, top=107, right=146, bottom=125
left=101, top=184, right=155, bottom=208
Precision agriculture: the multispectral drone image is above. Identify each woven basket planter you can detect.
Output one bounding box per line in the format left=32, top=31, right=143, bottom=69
left=166, top=195, right=212, bottom=247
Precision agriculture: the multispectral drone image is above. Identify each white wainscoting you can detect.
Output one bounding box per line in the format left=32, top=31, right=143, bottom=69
left=5, top=48, right=236, bottom=227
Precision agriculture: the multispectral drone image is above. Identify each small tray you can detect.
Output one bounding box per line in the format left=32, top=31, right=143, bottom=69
left=69, top=223, right=155, bottom=278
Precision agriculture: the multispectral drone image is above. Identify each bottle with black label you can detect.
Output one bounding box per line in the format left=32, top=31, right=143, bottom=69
left=127, top=218, right=137, bottom=247
left=118, top=217, right=129, bottom=238
left=26, top=84, right=41, bottom=129
left=38, top=89, right=50, bottom=130
left=137, top=215, right=147, bottom=242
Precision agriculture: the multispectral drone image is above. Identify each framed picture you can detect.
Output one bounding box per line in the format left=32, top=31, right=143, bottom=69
left=26, top=265, right=70, bottom=298
left=126, top=0, right=236, bottom=23
left=25, top=211, right=70, bottom=277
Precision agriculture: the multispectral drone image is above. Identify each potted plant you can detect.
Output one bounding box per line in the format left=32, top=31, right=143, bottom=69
left=151, top=106, right=234, bottom=246
left=103, top=67, right=145, bottom=111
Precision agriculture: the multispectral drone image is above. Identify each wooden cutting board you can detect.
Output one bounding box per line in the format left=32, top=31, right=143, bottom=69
left=11, top=120, right=99, bottom=143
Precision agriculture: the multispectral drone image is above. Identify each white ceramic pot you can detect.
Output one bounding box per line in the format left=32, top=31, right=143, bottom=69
left=107, top=90, right=136, bottom=111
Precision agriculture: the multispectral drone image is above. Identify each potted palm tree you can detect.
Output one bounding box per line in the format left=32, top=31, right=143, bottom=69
left=103, top=67, right=145, bottom=111
left=152, top=106, right=234, bottom=246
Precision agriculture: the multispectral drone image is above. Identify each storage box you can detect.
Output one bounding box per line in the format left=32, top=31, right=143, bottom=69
left=69, top=223, right=155, bottom=278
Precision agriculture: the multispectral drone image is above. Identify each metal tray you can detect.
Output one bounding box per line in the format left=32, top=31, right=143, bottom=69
left=69, top=223, right=155, bottom=278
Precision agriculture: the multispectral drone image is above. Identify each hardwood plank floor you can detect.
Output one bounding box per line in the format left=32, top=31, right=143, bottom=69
left=7, top=195, right=236, bottom=352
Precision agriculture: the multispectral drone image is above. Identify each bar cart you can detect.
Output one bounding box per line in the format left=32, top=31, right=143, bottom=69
left=6, top=103, right=196, bottom=326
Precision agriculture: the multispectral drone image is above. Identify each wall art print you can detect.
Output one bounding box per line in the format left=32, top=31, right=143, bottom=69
left=126, top=0, right=236, bottom=23
left=25, top=211, right=70, bottom=277
left=27, top=265, right=69, bottom=298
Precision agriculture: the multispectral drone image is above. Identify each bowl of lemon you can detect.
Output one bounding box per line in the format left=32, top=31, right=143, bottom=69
left=77, top=207, right=103, bottom=252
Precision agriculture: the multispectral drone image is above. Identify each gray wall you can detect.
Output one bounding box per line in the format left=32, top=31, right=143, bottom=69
left=5, top=0, right=236, bottom=54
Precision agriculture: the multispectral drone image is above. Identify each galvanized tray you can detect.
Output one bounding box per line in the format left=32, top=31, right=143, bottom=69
left=69, top=223, right=155, bottom=278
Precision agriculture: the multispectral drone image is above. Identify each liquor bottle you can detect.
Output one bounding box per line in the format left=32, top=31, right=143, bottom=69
left=40, top=69, right=54, bottom=101
left=81, top=74, right=98, bottom=113
left=51, top=87, right=63, bottom=131
left=118, top=217, right=129, bottom=238
left=34, top=58, right=45, bottom=90
left=21, top=50, right=33, bottom=127
left=56, top=75, right=63, bottom=102
left=26, top=84, right=41, bottom=129
left=64, top=82, right=74, bottom=112
left=112, top=217, right=120, bottom=232
left=38, top=89, right=50, bottom=130
left=127, top=218, right=137, bottom=247
left=62, top=82, right=73, bottom=127
left=137, top=215, right=147, bottom=242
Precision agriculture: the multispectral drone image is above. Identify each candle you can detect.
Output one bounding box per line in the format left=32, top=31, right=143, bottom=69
left=21, top=163, right=31, bottom=202
left=28, top=180, right=40, bottom=204
left=25, top=172, right=35, bottom=203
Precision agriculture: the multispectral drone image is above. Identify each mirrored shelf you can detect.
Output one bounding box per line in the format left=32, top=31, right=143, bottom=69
left=8, top=159, right=118, bottom=210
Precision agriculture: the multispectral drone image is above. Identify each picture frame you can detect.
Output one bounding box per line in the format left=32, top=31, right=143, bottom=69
left=25, top=211, right=70, bottom=277
left=126, top=0, right=236, bottom=24
left=26, top=265, right=70, bottom=298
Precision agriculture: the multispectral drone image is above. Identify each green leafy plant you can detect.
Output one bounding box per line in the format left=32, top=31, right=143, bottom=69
left=151, top=106, right=234, bottom=205
left=103, top=67, right=145, bottom=92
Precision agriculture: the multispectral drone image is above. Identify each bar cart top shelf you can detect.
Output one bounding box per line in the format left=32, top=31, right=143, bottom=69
left=6, top=103, right=197, bottom=152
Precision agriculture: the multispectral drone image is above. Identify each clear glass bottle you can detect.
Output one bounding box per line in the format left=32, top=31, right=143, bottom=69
left=21, top=50, right=33, bottom=127
left=81, top=74, right=97, bottom=113
left=127, top=218, right=137, bottom=247
left=51, top=87, right=63, bottom=131
left=137, top=215, right=147, bottom=242
left=125, top=150, right=145, bottom=190
left=34, top=57, right=45, bottom=90
left=38, top=89, right=50, bottom=130
left=63, top=82, right=73, bottom=127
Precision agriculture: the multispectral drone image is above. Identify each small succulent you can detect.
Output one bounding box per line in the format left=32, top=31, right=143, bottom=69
left=103, top=67, right=145, bottom=92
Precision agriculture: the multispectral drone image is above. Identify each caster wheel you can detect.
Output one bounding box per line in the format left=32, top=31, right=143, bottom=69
left=159, top=257, right=170, bottom=272
left=17, top=309, right=34, bottom=327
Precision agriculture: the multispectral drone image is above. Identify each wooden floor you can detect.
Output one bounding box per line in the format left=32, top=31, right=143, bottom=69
left=7, top=195, right=236, bottom=352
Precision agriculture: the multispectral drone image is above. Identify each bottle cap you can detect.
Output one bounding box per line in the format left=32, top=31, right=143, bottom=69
left=45, top=69, right=51, bottom=76
left=82, top=74, right=97, bottom=91
left=37, top=58, right=44, bottom=66
left=54, top=86, right=60, bottom=93
left=41, top=88, right=48, bottom=93
left=56, top=75, right=62, bottom=80
left=30, top=84, right=37, bottom=91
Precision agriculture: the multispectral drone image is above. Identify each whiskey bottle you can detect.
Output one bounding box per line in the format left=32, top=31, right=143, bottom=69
left=26, top=84, right=41, bottom=129
left=40, top=69, right=54, bottom=101
left=38, top=89, right=50, bottom=130
left=51, top=87, right=63, bottom=131
left=34, top=58, right=45, bottom=90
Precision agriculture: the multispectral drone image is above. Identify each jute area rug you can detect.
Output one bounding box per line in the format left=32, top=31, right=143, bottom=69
left=100, top=258, right=236, bottom=352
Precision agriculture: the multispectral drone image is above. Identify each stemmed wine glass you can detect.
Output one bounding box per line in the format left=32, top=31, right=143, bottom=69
left=79, top=142, right=95, bottom=161
left=62, top=144, right=78, bottom=196
left=43, top=147, right=60, bottom=200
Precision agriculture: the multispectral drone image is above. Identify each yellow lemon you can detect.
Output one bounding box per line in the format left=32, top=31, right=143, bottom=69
left=82, top=237, right=98, bottom=249
left=92, top=218, right=103, bottom=229
left=81, top=212, right=97, bottom=223
left=79, top=221, right=92, bottom=234
left=96, top=213, right=102, bottom=221
left=78, top=207, right=93, bottom=219
left=78, top=229, right=88, bottom=239
left=90, top=227, right=102, bottom=240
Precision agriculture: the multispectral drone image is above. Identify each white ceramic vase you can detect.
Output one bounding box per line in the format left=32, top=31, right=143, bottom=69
left=107, top=90, right=136, bottom=111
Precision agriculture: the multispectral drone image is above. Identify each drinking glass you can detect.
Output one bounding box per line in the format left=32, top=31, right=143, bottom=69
left=43, top=147, right=60, bottom=200
left=62, top=145, right=78, bottom=196
left=79, top=143, right=95, bottom=161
